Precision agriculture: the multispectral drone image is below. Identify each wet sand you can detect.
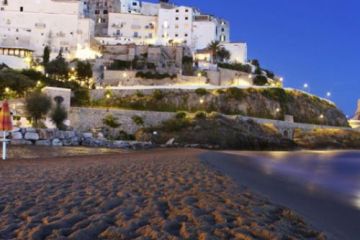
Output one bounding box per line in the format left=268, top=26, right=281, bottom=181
left=0, top=148, right=322, bottom=240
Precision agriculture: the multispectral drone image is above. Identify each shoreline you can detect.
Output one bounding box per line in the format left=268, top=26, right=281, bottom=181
left=201, top=150, right=360, bottom=240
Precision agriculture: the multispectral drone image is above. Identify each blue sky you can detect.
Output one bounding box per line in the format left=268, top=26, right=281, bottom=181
left=148, top=0, right=359, bottom=116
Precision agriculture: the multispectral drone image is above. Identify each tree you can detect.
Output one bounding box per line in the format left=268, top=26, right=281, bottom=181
left=76, top=60, right=93, bottom=81
left=45, top=49, right=69, bottom=79
left=217, top=48, right=231, bottom=63
left=50, top=104, right=68, bottom=130
left=253, top=75, right=268, bottom=86
left=43, top=46, right=51, bottom=66
left=25, top=91, right=52, bottom=127
left=251, top=59, right=260, bottom=68
left=207, top=41, right=221, bottom=63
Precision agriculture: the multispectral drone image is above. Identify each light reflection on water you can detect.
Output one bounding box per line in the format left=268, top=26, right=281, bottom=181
left=224, top=150, right=360, bottom=210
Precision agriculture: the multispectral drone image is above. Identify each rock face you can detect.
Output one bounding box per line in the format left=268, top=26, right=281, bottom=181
left=95, top=88, right=348, bottom=127
left=136, top=114, right=296, bottom=150
left=294, top=128, right=360, bottom=149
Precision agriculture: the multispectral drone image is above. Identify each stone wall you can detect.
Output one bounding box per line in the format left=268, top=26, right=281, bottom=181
left=103, top=70, right=207, bottom=86
left=68, top=107, right=175, bottom=134
left=206, top=68, right=253, bottom=86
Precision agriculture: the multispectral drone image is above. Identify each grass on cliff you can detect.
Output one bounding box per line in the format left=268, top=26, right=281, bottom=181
left=91, top=87, right=346, bottom=126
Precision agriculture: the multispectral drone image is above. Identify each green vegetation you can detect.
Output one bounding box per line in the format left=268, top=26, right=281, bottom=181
left=76, top=60, right=93, bottom=81
left=225, top=87, right=247, bottom=100
left=108, top=60, right=132, bottom=70
left=175, top=111, right=187, bottom=120
left=102, top=114, right=121, bottom=129
left=195, top=88, right=208, bottom=96
left=50, top=104, right=68, bottom=130
left=182, top=56, right=194, bottom=76
left=45, top=50, right=69, bottom=79
left=152, top=89, right=165, bottom=100
left=195, top=111, right=207, bottom=120
left=25, top=91, right=52, bottom=128
left=253, top=75, right=268, bottom=86
left=135, top=71, right=176, bottom=79
left=218, top=62, right=252, bottom=73
left=132, top=115, right=144, bottom=126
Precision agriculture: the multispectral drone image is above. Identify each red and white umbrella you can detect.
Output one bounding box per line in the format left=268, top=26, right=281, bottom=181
left=0, top=101, right=12, bottom=160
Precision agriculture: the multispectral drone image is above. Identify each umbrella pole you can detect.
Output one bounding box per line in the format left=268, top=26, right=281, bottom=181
left=2, top=131, right=6, bottom=160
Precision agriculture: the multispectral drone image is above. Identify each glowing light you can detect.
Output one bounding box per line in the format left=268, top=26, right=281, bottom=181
left=320, top=114, right=324, bottom=119
left=153, top=131, right=158, bottom=135
left=106, top=94, right=111, bottom=99
left=248, top=74, right=252, bottom=79
left=123, top=73, right=128, bottom=78
left=279, top=77, right=284, bottom=82
left=276, top=108, right=281, bottom=113
left=5, top=87, right=10, bottom=93
left=326, top=92, right=331, bottom=97
left=36, top=81, right=42, bottom=87
left=303, top=83, right=309, bottom=89
left=197, top=72, right=202, bottom=77
left=75, top=44, right=101, bottom=60
left=199, top=98, right=204, bottom=104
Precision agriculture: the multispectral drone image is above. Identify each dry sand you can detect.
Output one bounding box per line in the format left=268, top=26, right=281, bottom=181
left=0, top=148, right=324, bottom=240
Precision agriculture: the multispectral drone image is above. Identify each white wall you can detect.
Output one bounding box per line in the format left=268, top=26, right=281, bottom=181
left=108, top=12, right=157, bottom=45
left=0, top=0, right=93, bottom=60
left=157, top=6, right=194, bottom=47
left=221, top=42, right=247, bottom=63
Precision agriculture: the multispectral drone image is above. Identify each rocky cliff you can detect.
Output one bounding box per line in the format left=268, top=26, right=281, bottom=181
left=97, top=87, right=348, bottom=127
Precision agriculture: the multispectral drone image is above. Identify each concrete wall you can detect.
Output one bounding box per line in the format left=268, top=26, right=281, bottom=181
left=68, top=107, right=175, bottom=134
left=42, top=87, right=71, bottom=111
left=206, top=68, right=253, bottom=86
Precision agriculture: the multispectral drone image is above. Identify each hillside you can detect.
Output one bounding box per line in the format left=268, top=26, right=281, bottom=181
left=93, top=87, right=348, bottom=127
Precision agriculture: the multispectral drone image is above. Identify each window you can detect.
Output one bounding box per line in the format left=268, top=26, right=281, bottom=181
left=20, top=6, right=23, bottom=12
left=185, top=17, right=189, bottom=20
left=176, top=9, right=179, bottom=13
left=185, top=9, right=189, bottom=12
left=132, top=2, right=137, bottom=6
left=175, top=34, right=178, bottom=37
left=175, top=17, right=179, bottom=21
left=95, top=10, right=100, bottom=14
left=103, top=10, right=108, bottom=14
left=184, top=33, right=188, bottom=37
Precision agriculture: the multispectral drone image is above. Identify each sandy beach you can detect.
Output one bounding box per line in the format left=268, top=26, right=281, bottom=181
left=0, top=148, right=323, bottom=240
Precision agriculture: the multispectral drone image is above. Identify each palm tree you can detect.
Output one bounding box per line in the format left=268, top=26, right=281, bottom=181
left=207, top=41, right=221, bottom=63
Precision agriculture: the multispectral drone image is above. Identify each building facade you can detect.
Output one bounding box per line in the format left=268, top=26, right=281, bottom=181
left=0, top=0, right=94, bottom=61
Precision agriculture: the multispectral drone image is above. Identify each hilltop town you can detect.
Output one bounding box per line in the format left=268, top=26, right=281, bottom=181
left=0, top=0, right=359, bottom=149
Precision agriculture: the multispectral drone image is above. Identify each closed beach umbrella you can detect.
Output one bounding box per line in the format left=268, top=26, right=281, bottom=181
left=0, top=101, right=12, bottom=160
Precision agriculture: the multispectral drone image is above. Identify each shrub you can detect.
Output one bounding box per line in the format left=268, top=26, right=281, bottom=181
left=136, top=71, right=176, bottom=80
left=135, top=90, right=145, bottom=98
left=253, top=75, right=268, bottom=86
left=261, top=88, right=287, bottom=102
left=264, top=70, right=275, bottom=79
left=194, top=111, right=207, bottom=120
left=195, top=88, right=208, bottom=96
left=132, top=115, right=144, bottom=126
left=25, top=91, right=52, bottom=127
left=108, top=60, right=132, bottom=70
left=161, top=118, right=191, bottom=132
left=102, top=114, right=121, bottom=129
left=152, top=89, right=165, bottom=100
left=50, top=104, right=68, bottom=130
left=226, top=87, right=246, bottom=100
left=218, top=63, right=252, bottom=73
left=175, top=111, right=187, bottom=119
left=254, top=67, right=263, bottom=75
left=147, top=62, right=156, bottom=69
left=117, top=130, right=135, bottom=141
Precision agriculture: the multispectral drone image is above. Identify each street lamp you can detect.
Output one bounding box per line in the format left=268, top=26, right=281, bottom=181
left=199, top=98, right=204, bottom=104
left=326, top=92, right=331, bottom=98
left=303, top=83, right=309, bottom=89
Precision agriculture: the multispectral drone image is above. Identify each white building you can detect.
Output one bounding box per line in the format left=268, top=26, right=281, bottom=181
left=0, top=0, right=94, bottom=63
left=221, top=42, right=247, bottom=63
left=107, top=12, right=157, bottom=45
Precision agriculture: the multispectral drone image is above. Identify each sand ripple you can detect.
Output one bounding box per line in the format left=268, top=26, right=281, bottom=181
left=0, top=149, right=324, bottom=240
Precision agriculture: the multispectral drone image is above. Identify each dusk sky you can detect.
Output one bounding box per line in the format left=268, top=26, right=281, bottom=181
left=150, top=0, right=360, bottom=116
